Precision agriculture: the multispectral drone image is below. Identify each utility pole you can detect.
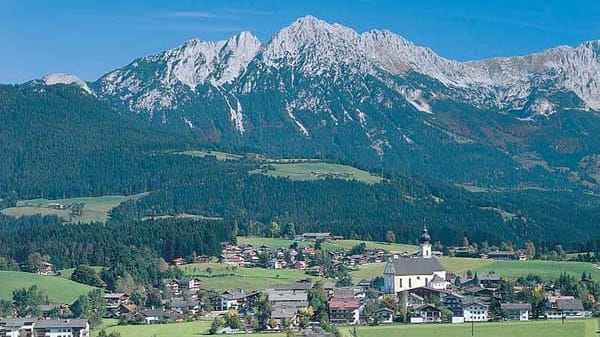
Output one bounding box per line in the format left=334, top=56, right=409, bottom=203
left=471, top=319, right=474, bottom=336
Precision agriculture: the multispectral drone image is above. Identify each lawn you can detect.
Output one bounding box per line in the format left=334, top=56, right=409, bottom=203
left=0, top=271, right=96, bottom=303
left=350, top=257, right=600, bottom=282
left=1, top=193, right=147, bottom=223
left=94, top=319, right=288, bottom=337
left=250, top=162, right=383, bottom=184
left=92, top=318, right=597, bottom=337
left=346, top=319, right=597, bottom=337
left=180, top=263, right=315, bottom=291
left=237, top=237, right=417, bottom=253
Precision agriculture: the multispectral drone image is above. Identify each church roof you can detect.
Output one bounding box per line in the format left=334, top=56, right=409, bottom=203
left=384, top=257, right=445, bottom=276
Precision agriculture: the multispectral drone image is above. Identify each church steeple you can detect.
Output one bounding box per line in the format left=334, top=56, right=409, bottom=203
left=419, top=226, right=432, bottom=259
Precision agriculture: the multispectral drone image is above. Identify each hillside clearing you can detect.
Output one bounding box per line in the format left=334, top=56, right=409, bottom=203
left=0, top=271, right=95, bottom=303
left=250, top=162, right=383, bottom=184
left=179, top=262, right=316, bottom=291
left=1, top=193, right=147, bottom=223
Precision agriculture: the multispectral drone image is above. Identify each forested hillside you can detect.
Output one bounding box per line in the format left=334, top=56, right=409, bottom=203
left=1, top=84, right=599, bottom=256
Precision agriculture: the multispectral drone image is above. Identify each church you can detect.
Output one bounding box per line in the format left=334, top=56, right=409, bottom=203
left=383, top=228, right=447, bottom=293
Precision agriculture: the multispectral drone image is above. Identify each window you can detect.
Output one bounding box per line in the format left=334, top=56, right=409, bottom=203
left=409, top=278, right=412, bottom=288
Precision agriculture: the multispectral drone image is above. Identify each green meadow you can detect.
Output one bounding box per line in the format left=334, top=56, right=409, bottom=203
left=0, top=271, right=96, bottom=303
left=250, top=162, right=383, bottom=184
left=1, top=193, right=147, bottom=223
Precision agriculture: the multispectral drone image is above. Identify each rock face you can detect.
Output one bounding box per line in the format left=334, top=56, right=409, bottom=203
left=42, top=73, right=92, bottom=94
left=41, top=15, right=600, bottom=187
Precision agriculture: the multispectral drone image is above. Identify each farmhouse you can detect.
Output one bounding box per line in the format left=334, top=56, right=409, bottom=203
left=501, top=303, right=531, bottom=321
left=33, top=319, right=90, bottom=337
left=328, top=298, right=360, bottom=325
left=463, top=299, right=489, bottom=322
left=545, top=297, right=585, bottom=319
left=383, top=228, right=446, bottom=293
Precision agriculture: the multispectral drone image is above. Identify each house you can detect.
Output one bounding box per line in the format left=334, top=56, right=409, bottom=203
left=103, top=293, right=130, bottom=310
left=485, top=251, right=516, bottom=260
left=212, top=289, right=260, bottom=311
left=179, top=277, right=201, bottom=292
left=163, top=279, right=180, bottom=295
left=168, top=298, right=200, bottom=315
left=370, top=307, right=394, bottom=324
left=39, top=304, right=70, bottom=318
left=410, top=304, right=442, bottom=323
left=267, top=288, right=309, bottom=311
left=38, top=262, right=54, bottom=275
left=501, top=303, right=531, bottom=321
left=33, top=319, right=90, bottom=337
left=271, top=304, right=299, bottom=328
left=442, top=294, right=463, bottom=318
left=428, top=274, right=448, bottom=290
left=463, top=299, right=489, bottom=322
left=328, top=298, right=360, bottom=325
left=0, top=318, right=36, bottom=337
left=545, top=297, right=585, bottom=319
left=357, top=279, right=371, bottom=292
left=172, top=257, right=186, bottom=266
left=406, top=293, right=425, bottom=308
left=194, top=255, right=212, bottom=263
left=301, top=233, right=333, bottom=241
left=383, top=228, right=446, bottom=293
left=478, top=273, right=502, bottom=288
left=293, top=261, right=307, bottom=270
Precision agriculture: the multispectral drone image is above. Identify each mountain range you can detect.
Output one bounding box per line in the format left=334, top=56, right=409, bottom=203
left=30, top=16, right=600, bottom=189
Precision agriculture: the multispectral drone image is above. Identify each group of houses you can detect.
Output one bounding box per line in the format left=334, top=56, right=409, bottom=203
left=0, top=318, right=89, bottom=337
left=382, top=228, right=589, bottom=323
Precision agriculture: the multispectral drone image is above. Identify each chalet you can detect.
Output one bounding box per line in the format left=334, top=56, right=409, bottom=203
left=270, top=304, right=299, bottom=327
left=194, top=255, right=212, bottom=263
left=301, top=233, right=333, bottom=241
left=356, top=279, right=371, bottom=292
left=485, top=251, right=516, bottom=261
left=39, top=303, right=70, bottom=318
left=383, top=228, right=446, bottom=293
left=478, top=273, right=502, bottom=288
left=501, top=303, right=531, bottom=321
left=103, top=293, right=130, bottom=310
left=171, top=257, right=186, bottom=266
left=38, top=262, right=54, bottom=275
left=211, top=289, right=260, bottom=311
left=163, top=279, right=180, bottom=294
left=410, top=304, right=442, bottom=323
left=442, top=294, right=463, bottom=318
left=463, top=299, right=489, bottom=322
left=370, top=307, right=394, bottom=324
left=0, top=318, right=36, bottom=337
left=293, top=261, right=308, bottom=270
left=168, top=298, right=200, bottom=315
left=267, top=288, right=309, bottom=311
left=328, top=298, right=360, bottom=325
left=33, top=319, right=90, bottom=337
left=179, top=277, right=201, bottom=292
left=545, top=297, right=585, bottom=319
left=406, top=293, right=425, bottom=308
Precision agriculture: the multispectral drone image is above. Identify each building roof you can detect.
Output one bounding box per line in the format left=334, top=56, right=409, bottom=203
left=556, top=298, right=584, bottom=311
left=267, top=289, right=308, bottom=302
left=384, top=257, right=445, bottom=276
left=479, top=273, right=501, bottom=281
left=34, top=319, right=88, bottom=329
left=1, top=318, right=36, bottom=327
left=271, top=306, right=298, bottom=319
left=328, top=298, right=359, bottom=309
left=103, top=293, right=128, bottom=299
left=501, top=303, right=531, bottom=311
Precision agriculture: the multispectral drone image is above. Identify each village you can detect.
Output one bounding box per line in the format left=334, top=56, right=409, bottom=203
left=0, top=229, right=596, bottom=337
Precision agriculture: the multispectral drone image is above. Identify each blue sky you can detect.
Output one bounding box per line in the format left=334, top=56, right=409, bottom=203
left=1, top=0, right=599, bottom=83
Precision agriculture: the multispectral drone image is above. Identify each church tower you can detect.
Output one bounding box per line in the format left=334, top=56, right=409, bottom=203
left=419, top=227, right=432, bottom=259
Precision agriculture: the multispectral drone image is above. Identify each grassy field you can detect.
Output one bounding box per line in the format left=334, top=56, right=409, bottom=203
left=237, top=237, right=417, bottom=252
left=141, top=213, right=224, bottom=221
left=179, top=263, right=315, bottom=291
left=93, top=318, right=597, bottom=337
left=250, top=162, right=383, bottom=184
left=0, top=271, right=96, bottom=303
left=350, top=257, right=600, bottom=282
left=1, top=193, right=147, bottom=223
left=58, top=266, right=105, bottom=280
left=94, top=319, right=288, bottom=337
left=347, top=319, right=597, bottom=337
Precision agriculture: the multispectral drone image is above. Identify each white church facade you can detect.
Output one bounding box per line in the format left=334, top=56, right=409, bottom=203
left=383, top=228, right=447, bottom=293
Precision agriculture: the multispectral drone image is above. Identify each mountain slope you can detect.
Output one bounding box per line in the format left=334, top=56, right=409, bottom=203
left=40, top=16, right=599, bottom=189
